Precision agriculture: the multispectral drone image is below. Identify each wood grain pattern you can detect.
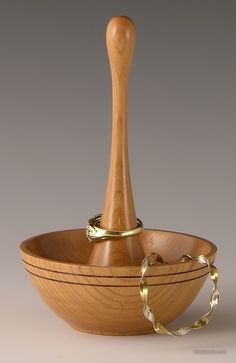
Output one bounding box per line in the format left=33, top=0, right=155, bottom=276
left=23, top=262, right=209, bottom=286
left=20, top=228, right=217, bottom=275
left=87, top=16, right=145, bottom=266
left=20, top=228, right=217, bottom=335
left=23, top=261, right=208, bottom=335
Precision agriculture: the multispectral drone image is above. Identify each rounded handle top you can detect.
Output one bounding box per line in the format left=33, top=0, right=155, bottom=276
left=106, top=16, right=136, bottom=79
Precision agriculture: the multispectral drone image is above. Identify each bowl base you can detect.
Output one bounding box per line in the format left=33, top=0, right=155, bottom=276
left=69, top=323, right=154, bottom=336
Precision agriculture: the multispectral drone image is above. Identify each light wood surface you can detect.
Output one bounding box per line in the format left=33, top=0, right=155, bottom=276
left=20, top=228, right=216, bottom=276
left=87, top=16, right=145, bottom=266
left=28, top=272, right=207, bottom=335
left=22, top=260, right=209, bottom=286
left=20, top=228, right=217, bottom=335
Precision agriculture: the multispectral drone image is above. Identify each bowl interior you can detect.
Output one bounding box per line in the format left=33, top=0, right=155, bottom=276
left=21, top=228, right=216, bottom=266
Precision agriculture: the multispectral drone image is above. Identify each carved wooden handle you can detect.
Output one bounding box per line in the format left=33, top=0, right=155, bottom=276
left=87, top=17, right=144, bottom=266
left=101, top=16, right=137, bottom=231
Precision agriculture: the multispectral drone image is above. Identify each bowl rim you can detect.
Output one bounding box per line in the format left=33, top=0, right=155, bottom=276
left=20, top=228, right=217, bottom=276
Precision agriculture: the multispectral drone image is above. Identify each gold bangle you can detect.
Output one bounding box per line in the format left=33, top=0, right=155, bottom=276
left=86, top=213, right=144, bottom=243
left=140, top=253, right=219, bottom=336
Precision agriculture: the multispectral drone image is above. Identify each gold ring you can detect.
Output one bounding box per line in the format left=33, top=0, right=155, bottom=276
left=140, top=253, right=219, bottom=336
left=86, top=213, right=144, bottom=243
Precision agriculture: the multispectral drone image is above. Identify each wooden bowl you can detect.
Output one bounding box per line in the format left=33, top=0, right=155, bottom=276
left=20, top=228, right=217, bottom=335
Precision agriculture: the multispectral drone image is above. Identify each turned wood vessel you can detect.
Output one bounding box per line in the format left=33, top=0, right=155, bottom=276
left=20, top=228, right=216, bottom=335
left=20, top=16, right=217, bottom=336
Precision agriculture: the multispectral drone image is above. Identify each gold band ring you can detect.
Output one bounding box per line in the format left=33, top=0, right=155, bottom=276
left=140, top=253, right=219, bottom=336
left=86, top=213, right=144, bottom=243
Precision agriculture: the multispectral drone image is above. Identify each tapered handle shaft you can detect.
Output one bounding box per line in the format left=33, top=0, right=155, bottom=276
left=87, top=16, right=144, bottom=266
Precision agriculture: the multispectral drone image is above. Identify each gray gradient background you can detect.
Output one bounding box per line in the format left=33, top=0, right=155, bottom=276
left=0, top=0, right=235, bottom=362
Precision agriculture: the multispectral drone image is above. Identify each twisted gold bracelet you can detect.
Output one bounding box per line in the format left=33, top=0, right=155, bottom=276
left=86, top=213, right=219, bottom=335
left=86, top=213, right=144, bottom=243
left=140, top=252, right=220, bottom=336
